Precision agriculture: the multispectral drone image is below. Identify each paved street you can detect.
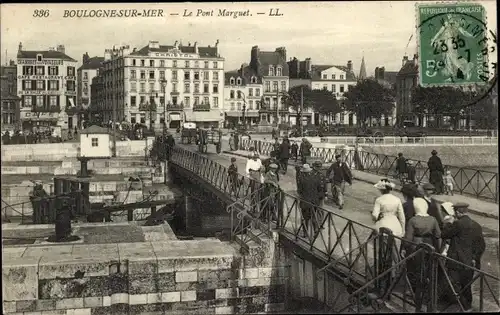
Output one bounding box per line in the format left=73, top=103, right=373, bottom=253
left=176, top=139, right=500, bottom=310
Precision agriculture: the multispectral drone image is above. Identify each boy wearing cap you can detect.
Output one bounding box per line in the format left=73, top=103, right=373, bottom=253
left=441, top=202, right=485, bottom=312
left=326, top=154, right=352, bottom=209
left=406, top=159, right=416, bottom=184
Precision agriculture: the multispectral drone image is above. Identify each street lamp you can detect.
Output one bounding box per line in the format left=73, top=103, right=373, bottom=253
left=161, top=79, right=168, bottom=135
left=240, top=91, right=247, bottom=128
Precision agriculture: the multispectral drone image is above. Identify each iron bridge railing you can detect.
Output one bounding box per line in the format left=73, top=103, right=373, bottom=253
left=239, top=139, right=499, bottom=203
left=168, top=146, right=500, bottom=313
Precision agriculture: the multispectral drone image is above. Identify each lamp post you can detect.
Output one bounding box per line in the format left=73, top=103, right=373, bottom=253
left=240, top=91, right=247, bottom=128
left=161, top=79, right=168, bottom=135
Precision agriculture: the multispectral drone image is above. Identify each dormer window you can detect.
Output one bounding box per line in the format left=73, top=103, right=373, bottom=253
left=340, top=74, right=344, bottom=80
left=322, top=74, right=327, bottom=79
left=236, top=78, right=242, bottom=85
left=269, top=66, right=275, bottom=76
left=36, top=54, right=43, bottom=62
left=230, top=77, right=235, bottom=85
left=251, top=76, right=257, bottom=84
left=276, top=66, right=282, bottom=76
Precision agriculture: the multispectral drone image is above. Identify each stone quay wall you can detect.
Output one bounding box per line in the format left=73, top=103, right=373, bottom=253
left=2, top=238, right=288, bottom=315
left=1, top=140, right=153, bottom=162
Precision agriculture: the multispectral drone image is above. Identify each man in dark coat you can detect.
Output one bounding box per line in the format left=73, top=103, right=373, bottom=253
left=422, top=183, right=446, bottom=228
left=272, top=139, right=280, bottom=158
left=326, top=154, right=352, bottom=209
left=278, top=137, right=291, bottom=174
left=291, top=141, right=299, bottom=162
left=441, top=203, right=486, bottom=312
left=299, top=138, right=312, bottom=165
left=298, top=164, right=322, bottom=237
left=427, top=150, right=444, bottom=194
left=395, top=152, right=407, bottom=183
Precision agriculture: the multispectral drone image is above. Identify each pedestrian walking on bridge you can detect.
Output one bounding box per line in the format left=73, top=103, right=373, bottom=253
left=278, top=137, right=291, bottom=174
left=396, top=152, right=408, bottom=184
left=262, top=163, right=280, bottom=223
left=299, top=138, right=312, bottom=165
left=428, top=150, right=445, bottom=194
left=297, top=164, right=323, bottom=238
left=441, top=202, right=486, bottom=312
left=326, top=154, right=352, bottom=210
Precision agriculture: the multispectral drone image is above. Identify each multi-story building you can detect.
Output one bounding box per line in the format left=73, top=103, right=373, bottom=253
left=16, top=42, right=78, bottom=133
left=288, top=57, right=357, bottom=125
left=1, top=60, right=21, bottom=131
left=249, top=46, right=289, bottom=124
left=374, top=66, right=398, bottom=89
left=90, top=68, right=105, bottom=124
left=396, top=54, right=419, bottom=123
left=77, top=53, right=104, bottom=123
left=98, top=40, right=225, bottom=130
left=223, top=64, right=263, bottom=127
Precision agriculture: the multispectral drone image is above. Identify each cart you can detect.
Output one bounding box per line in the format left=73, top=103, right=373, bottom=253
left=198, top=128, right=222, bottom=154
left=181, top=122, right=197, bottom=144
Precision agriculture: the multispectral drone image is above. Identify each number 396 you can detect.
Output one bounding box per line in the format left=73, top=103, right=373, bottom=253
left=33, top=10, right=50, bottom=17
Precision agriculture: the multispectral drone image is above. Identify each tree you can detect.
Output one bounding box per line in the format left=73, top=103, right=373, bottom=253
left=342, top=79, right=395, bottom=128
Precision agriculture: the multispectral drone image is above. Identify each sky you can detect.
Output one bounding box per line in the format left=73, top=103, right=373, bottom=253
left=1, top=1, right=497, bottom=76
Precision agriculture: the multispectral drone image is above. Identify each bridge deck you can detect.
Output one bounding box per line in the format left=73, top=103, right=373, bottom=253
left=174, top=141, right=500, bottom=312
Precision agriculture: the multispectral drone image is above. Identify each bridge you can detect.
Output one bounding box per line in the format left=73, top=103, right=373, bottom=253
left=167, top=139, right=500, bottom=313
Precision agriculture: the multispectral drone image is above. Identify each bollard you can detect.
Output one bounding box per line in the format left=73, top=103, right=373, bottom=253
left=55, top=197, right=72, bottom=242
left=31, top=197, right=41, bottom=224
left=80, top=182, right=90, bottom=215
left=62, top=178, right=71, bottom=195
left=54, top=177, right=63, bottom=196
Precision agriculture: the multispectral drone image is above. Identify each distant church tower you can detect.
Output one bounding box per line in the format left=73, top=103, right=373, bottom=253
left=358, top=56, right=367, bottom=81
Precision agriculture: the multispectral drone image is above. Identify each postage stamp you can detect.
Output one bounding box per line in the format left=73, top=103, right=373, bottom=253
left=416, top=2, right=492, bottom=86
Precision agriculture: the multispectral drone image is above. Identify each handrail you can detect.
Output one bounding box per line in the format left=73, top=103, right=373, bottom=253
left=240, top=138, right=499, bottom=203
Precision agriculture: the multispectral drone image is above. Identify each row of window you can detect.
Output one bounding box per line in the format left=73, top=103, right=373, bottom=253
left=130, top=69, right=220, bottom=81
left=2, top=101, right=16, bottom=111
left=228, top=100, right=260, bottom=111
left=131, top=82, right=220, bottom=94
left=322, top=74, right=345, bottom=80
left=2, top=113, right=17, bottom=125
left=228, top=77, right=258, bottom=85
left=22, top=95, right=75, bottom=107
left=268, top=65, right=283, bottom=77
left=21, top=66, right=75, bottom=76
left=264, top=81, right=287, bottom=93
left=316, top=84, right=354, bottom=93
left=228, top=88, right=261, bottom=99
left=129, top=95, right=219, bottom=107
left=22, top=80, right=75, bottom=91
left=131, top=59, right=218, bottom=69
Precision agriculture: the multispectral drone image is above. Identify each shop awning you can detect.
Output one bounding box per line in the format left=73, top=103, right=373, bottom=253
left=184, top=110, right=224, bottom=122
left=225, top=111, right=259, bottom=118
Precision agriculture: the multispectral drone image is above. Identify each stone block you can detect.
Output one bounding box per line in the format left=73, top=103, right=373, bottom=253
left=41, top=311, right=66, bottom=315
left=2, top=262, right=39, bottom=301
left=180, top=291, right=197, bottom=302
left=82, top=296, right=102, bottom=308
left=55, top=298, right=83, bottom=310
left=26, top=166, right=40, bottom=174
left=215, top=288, right=238, bottom=299
left=38, top=258, right=110, bottom=280
left=146, top=293, right=162, bottom=304
left=67, top=309, right=91, bottom=315
left=215, top=306, right=235, bottom=314
left=239, top=268, right=259, bottom=279
left=110, top=293, right=128, bottom=305
left=176, top=271, right=198, bottom=283
left=102, top=296, right=111, bottom=307
left=265, top=303, right=285, bottom=313
left=161, top=291, right=181, bottom=303
left=36, top=299, right=56, bottom=311
left=3, top=301, right=16, bottom=313
left=175, top=282, right=198, bottom=292
left=129, top=294, right=148, bottom=305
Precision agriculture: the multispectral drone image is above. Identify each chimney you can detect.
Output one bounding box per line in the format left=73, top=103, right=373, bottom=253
left=402, top=55, right=409, bottom=67
left=275, top=47, right=287, bottom=61
left=133, top=48, right=137, bottom=52
left=347, top=60, right=353, bottom=71
left=305, top=58, right=312, bottom=74
left=83, top=52, right=90, bottom=64
left=188, top=42, right=191, bottom=46
left=413, top=53, right=418, bottom=61
left=18, top=42, right=23, bottom=52
left=57, top=45, right=65, bottom=54
left=194, top=42, right=198, bottom=54
left=9, top=60, right=15, bottom=66
left=215, top=39, right=219, bottom=48
left=250, top=46, right=260, bottom=72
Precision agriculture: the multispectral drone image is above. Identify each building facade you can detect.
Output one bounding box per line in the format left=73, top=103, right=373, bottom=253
left=16, top=43, right=78, bottom=133
left=288, top=57, right=358, bottom=125
left=97, top=40, right=225, bottom=130
left=249, top=46, right=290, bottom=124
left=77, top=53, right=104, bottom=126
left=396, top=54, right=419, bottom=123
left=90, top=69, right=105, bottom=124
left=1, top=60, right=21, bottom=131
left=223, top=64, right=263, bottom=127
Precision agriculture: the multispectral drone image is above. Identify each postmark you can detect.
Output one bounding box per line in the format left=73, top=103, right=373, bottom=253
left=416, top=2, right=496, bottom=86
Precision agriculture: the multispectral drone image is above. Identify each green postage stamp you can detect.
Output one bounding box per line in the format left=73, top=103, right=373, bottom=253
left=417, top=2, right=491, bottom=86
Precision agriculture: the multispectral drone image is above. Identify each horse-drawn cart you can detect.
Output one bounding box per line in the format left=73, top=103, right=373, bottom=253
left=198, top=129, right=222, bottom=154
left=181, top=122, right=197, bottom=144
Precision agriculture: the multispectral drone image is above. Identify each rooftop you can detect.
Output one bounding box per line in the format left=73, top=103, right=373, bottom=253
left=17, top=50, right=77, bottom=62
left=80, top=125, right=111, bottom=135
left=78, top=57, right=104, bottom=70
left=130, top=44, right=219, bottom=58
left=310, top=65, right=357, bottom=81
left=398, top=60, right=419, bottom=76
left=224, top=66, right=262, bottom=85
